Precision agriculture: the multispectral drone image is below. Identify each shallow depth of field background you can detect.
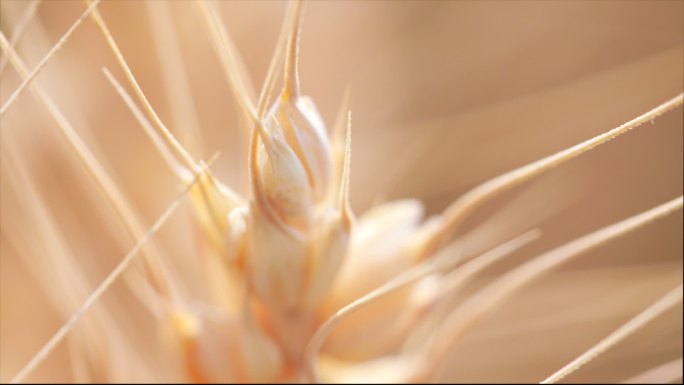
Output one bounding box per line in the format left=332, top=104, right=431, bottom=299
left=1, top=0, right=682, bottom=382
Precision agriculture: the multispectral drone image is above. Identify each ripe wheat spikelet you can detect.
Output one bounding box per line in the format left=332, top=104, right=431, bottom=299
left=0, top=0, right=682, bottom=383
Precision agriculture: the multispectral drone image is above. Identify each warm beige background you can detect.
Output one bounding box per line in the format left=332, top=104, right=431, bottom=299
left=1, top=0, right=682, bottom=383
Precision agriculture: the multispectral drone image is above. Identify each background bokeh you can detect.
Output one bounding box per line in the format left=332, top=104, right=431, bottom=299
left=1, top=0, right=682, bottom=382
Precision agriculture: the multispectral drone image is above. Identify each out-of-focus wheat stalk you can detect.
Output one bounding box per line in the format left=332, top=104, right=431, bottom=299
left=0, top=0, right=682, bottom=383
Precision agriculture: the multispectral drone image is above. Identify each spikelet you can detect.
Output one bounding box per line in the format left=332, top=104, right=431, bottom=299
left=246, top=0, right=351, bottom=312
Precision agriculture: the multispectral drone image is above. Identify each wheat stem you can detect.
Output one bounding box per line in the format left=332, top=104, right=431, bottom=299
left=542, top=284, right=683, bottom=384
left=0, top=0, right=100, bottom=117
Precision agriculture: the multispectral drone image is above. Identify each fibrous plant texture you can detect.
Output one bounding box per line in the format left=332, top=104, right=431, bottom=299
left=0, top=0, right=682, bottom=383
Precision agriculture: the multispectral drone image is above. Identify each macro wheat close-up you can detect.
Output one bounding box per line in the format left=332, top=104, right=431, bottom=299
left=0, top=0, right=682, bottom=383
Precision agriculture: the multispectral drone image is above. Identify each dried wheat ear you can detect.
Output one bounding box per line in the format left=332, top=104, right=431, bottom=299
left=1, top=0, right=682, bottom=383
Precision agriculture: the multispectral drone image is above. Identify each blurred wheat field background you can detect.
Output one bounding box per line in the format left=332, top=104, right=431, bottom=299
left=0, top=0, right=682, bottom=383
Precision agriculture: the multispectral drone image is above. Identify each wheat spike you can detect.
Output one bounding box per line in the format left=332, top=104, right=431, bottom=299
left=1, top=2, right=681, bottom=383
